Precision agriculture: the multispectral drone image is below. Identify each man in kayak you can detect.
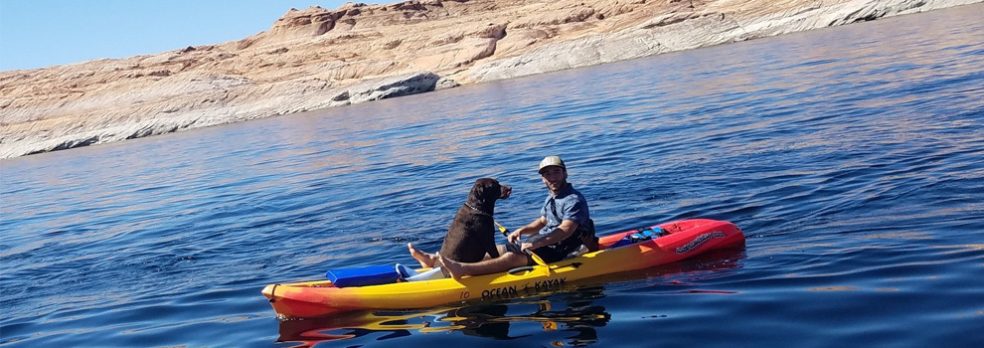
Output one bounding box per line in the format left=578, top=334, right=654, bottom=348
left=440, top=155, right=597, bottom=279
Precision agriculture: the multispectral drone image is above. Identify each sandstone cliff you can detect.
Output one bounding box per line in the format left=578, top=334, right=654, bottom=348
left=1, top=0, right=979, bottom=159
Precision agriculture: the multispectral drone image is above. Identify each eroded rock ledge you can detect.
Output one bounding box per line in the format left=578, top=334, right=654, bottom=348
left=1, top=0, right=979, bottom=159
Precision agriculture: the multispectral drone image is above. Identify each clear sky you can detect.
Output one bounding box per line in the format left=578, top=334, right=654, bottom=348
left=0, top=1, right=378, bottom=71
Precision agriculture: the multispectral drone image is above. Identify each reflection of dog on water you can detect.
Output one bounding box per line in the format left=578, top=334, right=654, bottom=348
left=449, top=299, right=610, bottom=340
left=277, top=248, right=743, bottom=347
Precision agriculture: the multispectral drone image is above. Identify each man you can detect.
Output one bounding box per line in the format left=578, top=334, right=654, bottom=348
left=440, top=155, right=595, bottom=279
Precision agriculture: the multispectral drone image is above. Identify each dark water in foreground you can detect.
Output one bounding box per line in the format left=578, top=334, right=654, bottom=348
left=2, top=5, right=983, bottom=347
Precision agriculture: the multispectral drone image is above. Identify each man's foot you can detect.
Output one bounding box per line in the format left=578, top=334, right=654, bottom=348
left=407, top=243, right=437, bottom=268
left=438, top=253, right=464, bottom=280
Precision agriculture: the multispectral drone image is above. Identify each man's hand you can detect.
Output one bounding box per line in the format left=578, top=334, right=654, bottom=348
left=507, top=230, right=523, bottom=244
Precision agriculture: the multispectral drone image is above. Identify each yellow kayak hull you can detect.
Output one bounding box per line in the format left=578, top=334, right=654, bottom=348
left=262, top=218, right=744, bottom=318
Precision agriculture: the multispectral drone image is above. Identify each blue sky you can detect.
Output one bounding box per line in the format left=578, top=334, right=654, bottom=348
left=0, top=1, right=378, bottom=71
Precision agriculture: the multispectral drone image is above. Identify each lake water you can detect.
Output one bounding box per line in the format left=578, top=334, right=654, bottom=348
left=2, top=5, right=983, bottom=347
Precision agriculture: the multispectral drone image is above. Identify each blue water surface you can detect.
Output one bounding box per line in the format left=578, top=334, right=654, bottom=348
left=2, top=5, right=983, bottom=347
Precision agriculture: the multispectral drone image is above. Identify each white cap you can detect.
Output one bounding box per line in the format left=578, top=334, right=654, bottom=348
left=538, top=155, right=566, bottom=173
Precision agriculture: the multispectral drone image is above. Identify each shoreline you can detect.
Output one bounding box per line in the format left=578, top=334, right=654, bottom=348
left=1, top=0, right=979, bottom=160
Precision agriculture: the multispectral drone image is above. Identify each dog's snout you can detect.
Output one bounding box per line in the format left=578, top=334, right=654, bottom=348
left=499, top=185, right=512, bottom=199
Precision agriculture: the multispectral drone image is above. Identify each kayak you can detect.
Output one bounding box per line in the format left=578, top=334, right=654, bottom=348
left=262, top=218, right=745, bottom=318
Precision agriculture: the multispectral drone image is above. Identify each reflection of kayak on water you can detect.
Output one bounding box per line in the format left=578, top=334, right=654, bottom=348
left=278, top=299, right=612, bottom=345
left=262, top=218, right=746, bottom=319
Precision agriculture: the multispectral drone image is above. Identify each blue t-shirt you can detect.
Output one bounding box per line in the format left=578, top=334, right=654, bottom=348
left=538, top=184, right=590, bottom=235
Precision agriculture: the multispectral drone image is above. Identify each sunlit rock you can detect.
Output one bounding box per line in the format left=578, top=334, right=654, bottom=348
left=1, top=0, right=978, bottom=158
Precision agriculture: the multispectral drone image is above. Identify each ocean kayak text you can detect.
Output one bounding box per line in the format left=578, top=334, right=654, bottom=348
left=476, top=277, right=568, bottom=300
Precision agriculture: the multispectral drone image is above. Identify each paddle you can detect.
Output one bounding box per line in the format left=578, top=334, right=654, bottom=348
left=494, top=220, right=549, bottom=267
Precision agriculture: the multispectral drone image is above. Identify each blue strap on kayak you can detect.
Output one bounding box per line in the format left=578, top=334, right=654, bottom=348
left=326, top=263, right=412, bottom=287
left=611, top=226, right=664, bottom=248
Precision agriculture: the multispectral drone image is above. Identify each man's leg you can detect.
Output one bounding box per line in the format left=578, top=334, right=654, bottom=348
left=488, top=244, right=509, bottom=260
left=440, top=251, right=529, bottom=279
left=407, top=243, right=438, bottom=268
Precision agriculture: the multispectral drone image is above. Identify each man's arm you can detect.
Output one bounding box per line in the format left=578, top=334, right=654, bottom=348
left=508, top=216, right=546, bottom=244
left=522, top=219, right=579, bottom=251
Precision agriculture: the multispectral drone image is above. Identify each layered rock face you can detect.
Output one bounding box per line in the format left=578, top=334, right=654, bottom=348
left=1, top=0, right=978, bottom=159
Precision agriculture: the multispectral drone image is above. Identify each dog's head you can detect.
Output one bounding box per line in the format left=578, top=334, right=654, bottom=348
left=469, top=178, right=511, bottom=208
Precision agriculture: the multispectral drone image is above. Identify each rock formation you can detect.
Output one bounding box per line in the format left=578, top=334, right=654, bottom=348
left=1, top=0, right=979, bottom=159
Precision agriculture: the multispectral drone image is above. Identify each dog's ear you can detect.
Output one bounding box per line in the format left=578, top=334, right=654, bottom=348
left=485, top=179, right=502, bottom=200
left=471, top=178, right=502, bottom=202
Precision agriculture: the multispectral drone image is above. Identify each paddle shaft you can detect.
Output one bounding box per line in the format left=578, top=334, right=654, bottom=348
left=494, top=220, right=549, bottom=267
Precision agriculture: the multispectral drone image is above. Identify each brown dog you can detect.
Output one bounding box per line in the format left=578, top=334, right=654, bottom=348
left=408, top=178, right=511, bottom=267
